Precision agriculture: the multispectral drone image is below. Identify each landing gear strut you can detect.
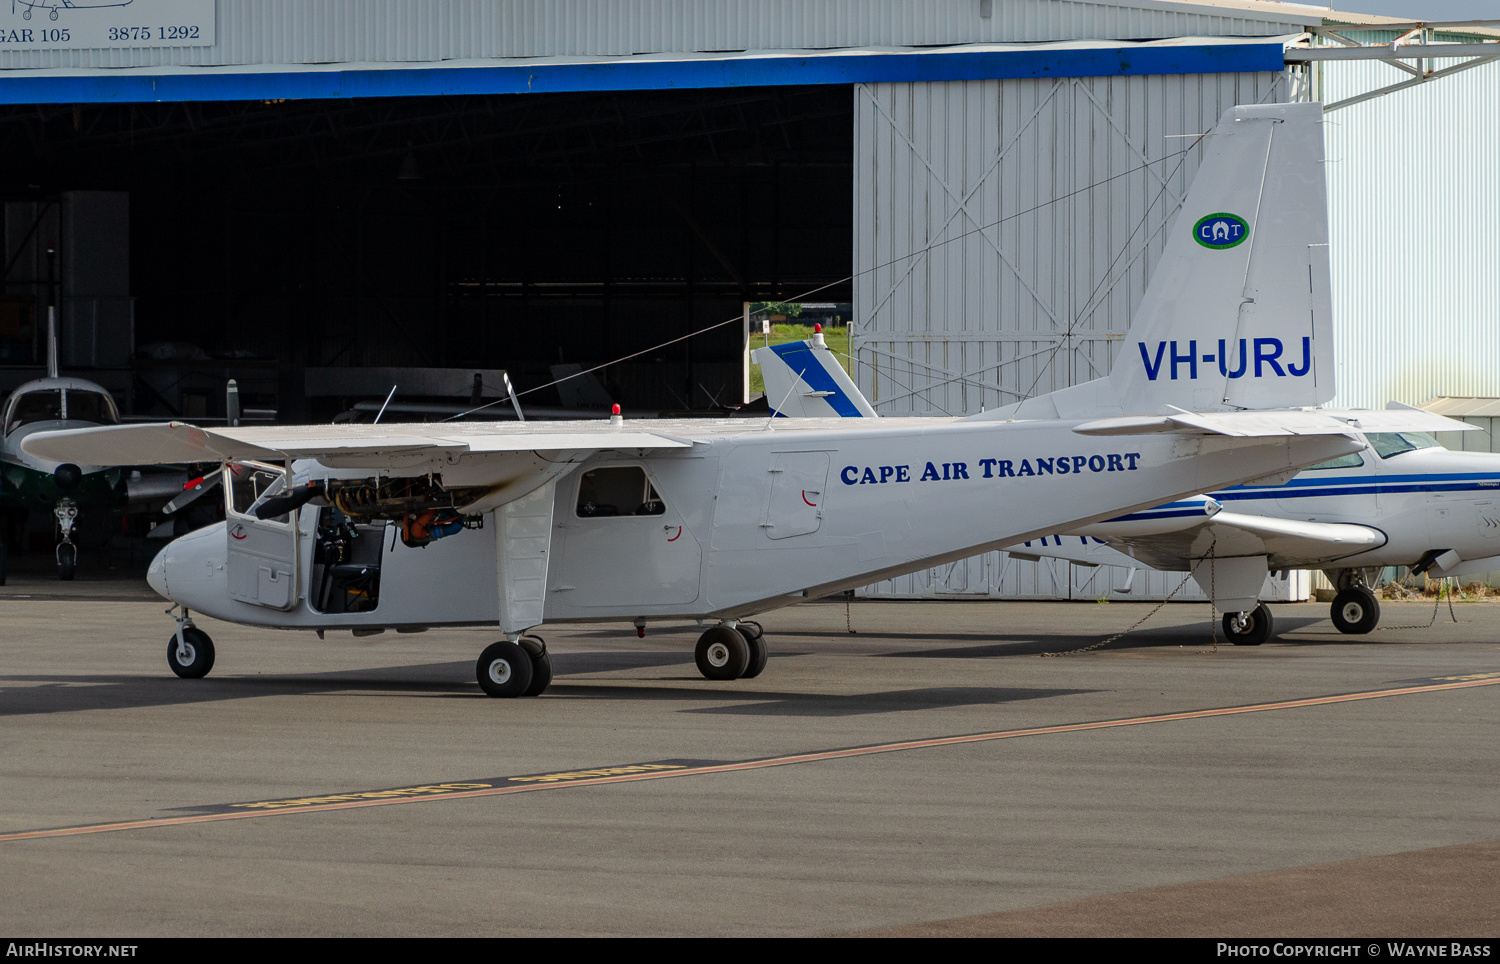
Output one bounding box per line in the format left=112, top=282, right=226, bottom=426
left=54, top=499, right=78, bottom=581
left=1222, top=604, right=1274, bottom=646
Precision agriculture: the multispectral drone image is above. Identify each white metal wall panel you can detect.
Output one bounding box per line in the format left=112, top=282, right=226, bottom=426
left=852, top=68, right=1301, bottom=598
left=1320, top=58, right=1500, bottom=411
left=0, top=1, right=1312, bottom=71
left=859, top=549, right=1310, bottom=601
left=853, top=69, right=1293, bottom=416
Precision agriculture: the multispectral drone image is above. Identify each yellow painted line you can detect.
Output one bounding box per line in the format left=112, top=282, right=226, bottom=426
left=3, top=676, right=1495, bottom=844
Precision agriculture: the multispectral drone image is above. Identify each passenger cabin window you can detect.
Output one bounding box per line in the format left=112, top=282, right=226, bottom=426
left=1303, top=452, right=1364, bottom=471
left=576, top=466, right=665, bottom=517
left=1367, top=432, right=1440, bottom=460
left=229, top=464, right=292, bottom=524
left=5, top=390, right=62, bottom=434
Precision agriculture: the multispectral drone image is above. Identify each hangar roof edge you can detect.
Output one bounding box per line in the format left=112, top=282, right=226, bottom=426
left=0, top=36, right=1297, bottom=105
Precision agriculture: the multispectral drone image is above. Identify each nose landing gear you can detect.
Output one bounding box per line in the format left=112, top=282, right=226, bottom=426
left=1330, top=586, right=1380, bottom=635
left=167, top=608, right=216, bottom=678
left=53, top=500, right=78, bottom=581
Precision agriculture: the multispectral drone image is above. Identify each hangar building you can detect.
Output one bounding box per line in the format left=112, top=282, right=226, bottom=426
left=1, top=1, right=1495, bottom=597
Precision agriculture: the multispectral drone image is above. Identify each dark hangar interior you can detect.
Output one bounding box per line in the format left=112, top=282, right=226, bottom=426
left=0, top=85, right=853, bottom=419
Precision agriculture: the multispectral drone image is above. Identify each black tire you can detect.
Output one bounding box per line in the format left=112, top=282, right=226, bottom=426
left=738, top=620, right=763, bottom=642
left=739, top=627, right=768, bottom=679
left=477, top=640, right=534, bottom=698
left=1222, top=604, right=1274, bottom=646
left=695, top=626, right=749, bottom=680
left=0, top=540, right=7, bottom=587
left=1330, top=587, right=1380, bottom=634
left=57, top=543, right=77, bottom=581
left=524, top=649, right=553, bottom=697
left=167, top=628, right=215, bottom=679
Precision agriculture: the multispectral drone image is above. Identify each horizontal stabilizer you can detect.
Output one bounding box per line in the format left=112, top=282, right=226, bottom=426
left=1073, top=408, right=1473, bottom=439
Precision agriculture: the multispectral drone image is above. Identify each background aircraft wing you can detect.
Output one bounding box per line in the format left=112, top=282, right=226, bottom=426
left=1072, top=508, right=1386, bottom=570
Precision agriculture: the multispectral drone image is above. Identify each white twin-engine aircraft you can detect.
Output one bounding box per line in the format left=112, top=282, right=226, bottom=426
left=25, top=103, right=1464, bottom=696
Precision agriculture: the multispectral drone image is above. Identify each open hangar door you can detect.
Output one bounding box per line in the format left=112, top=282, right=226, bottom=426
left=0, top=85, right=853, bottom=421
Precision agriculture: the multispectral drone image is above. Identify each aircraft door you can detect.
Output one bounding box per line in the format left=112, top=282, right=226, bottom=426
left=554, top=464, right=700, bottom=608
left=224, top=461, right=301, bottom=611
left=762, top=452, right=829, bottom=542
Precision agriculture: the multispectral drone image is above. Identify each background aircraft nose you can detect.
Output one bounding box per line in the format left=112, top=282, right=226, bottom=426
left=146, top=546, right=169, bottom=598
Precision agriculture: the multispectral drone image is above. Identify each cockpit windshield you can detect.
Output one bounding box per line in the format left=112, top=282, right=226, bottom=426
left=65, top=391, right=120, bottom=426
left=3, top=388, right=121, bottom=435
left=5, top=390, right=61, bottom=434
left=1366, top=431, right=1441, bottom=459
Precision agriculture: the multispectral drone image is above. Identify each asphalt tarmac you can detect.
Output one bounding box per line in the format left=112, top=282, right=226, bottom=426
left=0, top=572, right=1496, bottom=937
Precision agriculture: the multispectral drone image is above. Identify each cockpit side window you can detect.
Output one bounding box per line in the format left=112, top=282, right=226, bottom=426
left=4, top=390, right=62, bottom=435
left=228, top=463, right=292, bottom=524
left=1367, top=432, right=1440, bottom=460
left=1302, top=452, right=1365, bottom=471
left=575, top=466, right=666, bottom=518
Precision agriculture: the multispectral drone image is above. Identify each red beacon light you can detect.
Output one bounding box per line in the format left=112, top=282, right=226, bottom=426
left=812, top=322, right=826, bottom=348
left=609, top=402, right=623, bottom=425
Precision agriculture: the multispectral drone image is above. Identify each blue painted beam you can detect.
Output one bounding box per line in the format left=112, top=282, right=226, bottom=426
left=0, top=43, right=1287, bottom=105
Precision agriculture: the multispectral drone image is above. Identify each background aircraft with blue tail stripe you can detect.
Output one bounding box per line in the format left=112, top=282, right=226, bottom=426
left=756, top=323, right=1495, bottom=643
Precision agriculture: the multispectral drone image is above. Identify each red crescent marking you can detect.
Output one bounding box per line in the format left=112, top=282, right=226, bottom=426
left=230, top=525, right=248, bottom=541
left=667, top=526, right=682, bottom=542
left=801, top=491, right=817, bottom=507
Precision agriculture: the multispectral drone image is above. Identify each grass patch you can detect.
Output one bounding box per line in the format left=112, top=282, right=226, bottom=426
left=749, top=324, right=852, bottom=395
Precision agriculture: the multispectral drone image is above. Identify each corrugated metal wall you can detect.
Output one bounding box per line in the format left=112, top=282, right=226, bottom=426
left=851, top=68, right=1303, bottom=598
left=1320, top=56, right=1500, bottom=410
left=861, top=553, right=1311, bottom=602
left=0, top=0, right=1309, bottom=70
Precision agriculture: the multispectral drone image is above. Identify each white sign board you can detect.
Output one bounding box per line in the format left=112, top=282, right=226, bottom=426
left=0, top=0, right=214, bottom=51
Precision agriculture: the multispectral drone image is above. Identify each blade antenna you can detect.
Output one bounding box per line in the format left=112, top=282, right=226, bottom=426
left=373, top=384, right=397, bottom=424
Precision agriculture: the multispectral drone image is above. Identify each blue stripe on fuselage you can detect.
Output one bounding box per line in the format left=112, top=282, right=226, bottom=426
left=1110, top=474, right=1500, bottom=523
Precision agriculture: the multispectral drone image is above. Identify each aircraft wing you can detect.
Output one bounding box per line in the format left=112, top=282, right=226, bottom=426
left=1069, top=505, right=1386, bottom=570
left=21, top=421, right=692, bottom=470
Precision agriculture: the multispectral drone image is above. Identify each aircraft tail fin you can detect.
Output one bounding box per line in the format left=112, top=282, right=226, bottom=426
left=965, top=102, right=1332, bottom=423
left=751, top=329, right=877, bottom=418
left=1110, top=101, right=1333, bottom=414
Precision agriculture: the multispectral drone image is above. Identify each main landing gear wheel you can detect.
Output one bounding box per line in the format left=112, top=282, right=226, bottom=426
left=519, top=635, right=552, bottom=697
left=167, top=627, right=215, bottom=679
left=695, top=626, right=749, bottom=681
left=477, top=639, right=534, bottom=698
left=57, top=543, right=77, bottom=581
left=1331, top=587, right=1380, bottom=635
left=736, top=623, right=768, bottom=679
left=1222, top=604, right=1274, bottom=646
